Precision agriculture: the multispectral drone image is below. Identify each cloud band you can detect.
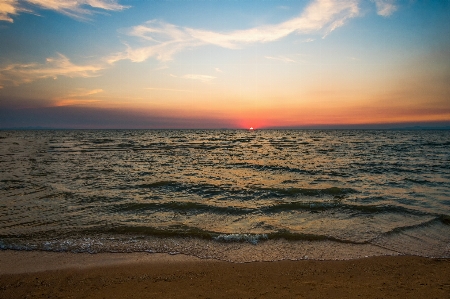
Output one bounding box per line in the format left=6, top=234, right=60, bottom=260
left=109, top=0, right=360, bottom=63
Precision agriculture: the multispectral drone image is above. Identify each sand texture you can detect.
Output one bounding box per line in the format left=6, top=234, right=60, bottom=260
left=1, top=251, right=449, bottom=298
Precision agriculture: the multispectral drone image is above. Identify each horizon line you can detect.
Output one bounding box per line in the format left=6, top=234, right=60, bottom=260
left=1, top=124, right=450, bottom=131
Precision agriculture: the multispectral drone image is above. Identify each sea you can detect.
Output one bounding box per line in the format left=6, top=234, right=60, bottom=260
left=0, top=129, right=449, bottom=262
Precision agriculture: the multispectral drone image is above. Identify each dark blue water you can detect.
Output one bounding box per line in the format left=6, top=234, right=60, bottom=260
left=0, top=129, right=449, bottom=261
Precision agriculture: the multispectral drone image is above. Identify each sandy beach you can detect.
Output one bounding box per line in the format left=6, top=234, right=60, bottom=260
left=1, top=251, right=449, bottom=299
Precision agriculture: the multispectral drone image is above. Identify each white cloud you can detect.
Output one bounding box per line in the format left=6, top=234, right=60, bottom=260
left=110, top=0, right=359, bottom=63
left=181, top=74, right=216, bottom=82
left=0, top=53, right=104, bottom=86
left=185, top=0, right=359, bottom=46
left=0, top=0, right=20, bottom=22
left=371, top=0, right=397, bottom=17
left=265, top=55, right=297, bottom=63
left=215, top=68, right=222, bottom=73
left=0, top=0, right=128, bottom=22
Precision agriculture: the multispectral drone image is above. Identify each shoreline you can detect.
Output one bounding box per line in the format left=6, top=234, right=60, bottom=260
left=1, top=251, right=449, bottom=298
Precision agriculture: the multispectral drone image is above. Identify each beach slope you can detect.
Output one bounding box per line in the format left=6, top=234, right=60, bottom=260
left=1, top=251, right=449, bottom=298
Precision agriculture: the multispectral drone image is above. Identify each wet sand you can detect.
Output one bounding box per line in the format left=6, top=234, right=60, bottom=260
left=1, top=251, right=449, bottom=298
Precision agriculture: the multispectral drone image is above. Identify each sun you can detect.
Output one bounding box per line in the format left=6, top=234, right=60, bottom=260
left=249, top=127, right=254, bottom=130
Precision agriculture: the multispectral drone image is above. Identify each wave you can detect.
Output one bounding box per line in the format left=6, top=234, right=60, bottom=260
left=104, top=224, right=215, bottom=240
left=371, top=215, right=450, bottom=240
left=8, top=216, right=447, bottom=250
left=370, top=216, right=450, bottom=258
left=0, top=226, right=362, bottom=247
left=1, top=215, right=448, bottom=259
left=114, top=201, right=253, bottom=215
left=228, top=162, right=353, bottom=177
left=255, top=186, right=357, bottom=197
left=213, top=233, right=268, bottom=245
left=50, top=140, right=239, bottom=153
left=421, top=141, right=450, bottom=147
left=111, top=200, right=432, bottom=218
left=124, top=180, right=358, bottom=198
left=136, top=181, right=177, bottom=188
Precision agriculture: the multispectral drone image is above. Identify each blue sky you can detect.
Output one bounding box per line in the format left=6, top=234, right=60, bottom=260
left=0, top=0, right=449, bottom=129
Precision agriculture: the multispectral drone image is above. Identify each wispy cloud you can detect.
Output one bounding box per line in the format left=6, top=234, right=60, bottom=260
left=65, top=88, right=104, bottom=98
left=265, top=55, right=297, bottom=63
left=181, top=74, right=216, bottom=82
left=107, top=21, right=203, bottom=63
left=215, top=68, right=222, bottom=73
left=372, top=0, right=397, bottom=17
left=0, top=0, right=128, bottom=22
left=145, top=87, right=193, bottom=92
left=109, top=0, right=359, bottom=63
left=0, top=53, right=104, bottom=86
left=53, top=88, right=104, bottom=107
left=154, top=64, right=169, bottom=71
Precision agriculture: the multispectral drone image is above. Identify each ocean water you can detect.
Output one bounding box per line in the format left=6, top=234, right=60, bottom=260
left=0, top=129, right=449, bottom=262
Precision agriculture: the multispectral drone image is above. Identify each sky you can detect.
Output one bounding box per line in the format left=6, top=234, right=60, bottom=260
left=0, top=0, right=449, bottom=129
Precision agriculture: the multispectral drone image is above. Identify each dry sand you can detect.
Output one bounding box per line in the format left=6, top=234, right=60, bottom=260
left=1, top=250, right=449, bottom=298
